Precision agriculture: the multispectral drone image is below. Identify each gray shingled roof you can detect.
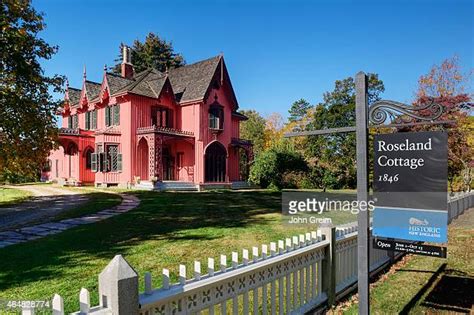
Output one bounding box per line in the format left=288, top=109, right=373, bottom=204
left=67, top=88, right=82, bottom=105
left=114, top=69, right=167, bottom=98
left=168, top=56, right=221, bottom=102
left=68, top=55, right=224, bottom=105
left=85, top=81, right=102, bottom=100
left=105, top=73, right=133, bottom=95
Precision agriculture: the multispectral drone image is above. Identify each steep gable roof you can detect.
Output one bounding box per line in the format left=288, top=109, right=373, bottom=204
left=168, top=56, right=221, bottom=102
left=84, top=81, right=102, bottom=100
left=69, top=55, right=233, bottom=106
left=114, top=69, right=167, bottom=98
left=105, top=73, right=133, bottom=95
left=67, top=87, right=82, bottom=105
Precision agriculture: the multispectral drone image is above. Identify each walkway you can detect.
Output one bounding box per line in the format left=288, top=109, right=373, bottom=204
left=0, top=185, right=140, bottom=248
left=0, top=185, right=90, bottom=231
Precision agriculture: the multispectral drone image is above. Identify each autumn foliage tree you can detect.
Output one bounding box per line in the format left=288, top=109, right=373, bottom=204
left=408, top=56, right=473, bottom=191
left=417, top=55, right=471, bottom=98
left=1, top=0, right=64, bottom=182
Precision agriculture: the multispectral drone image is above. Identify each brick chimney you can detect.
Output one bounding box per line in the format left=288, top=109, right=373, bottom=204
left=121, top=46, right=134, bottom=79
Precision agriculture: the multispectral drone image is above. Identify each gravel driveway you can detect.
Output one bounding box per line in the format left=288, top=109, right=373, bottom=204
left=0, top=185, right=90, bottom=231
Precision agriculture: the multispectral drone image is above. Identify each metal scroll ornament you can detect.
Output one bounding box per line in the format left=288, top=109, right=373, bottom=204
left=368, top=100, right=444, bottom=125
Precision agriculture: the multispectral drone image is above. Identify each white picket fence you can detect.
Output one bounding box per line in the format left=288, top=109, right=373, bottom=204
left=21, top=191, right=473, bottom=315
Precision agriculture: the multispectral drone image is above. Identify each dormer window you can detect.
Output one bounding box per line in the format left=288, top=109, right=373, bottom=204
left=68, top=114, right=78, bottom=129
left=209, top=105, right=223, bottom=130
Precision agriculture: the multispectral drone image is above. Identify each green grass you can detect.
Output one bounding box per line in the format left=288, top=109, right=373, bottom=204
left=0, top=190, right=356, bottom=313
left=343, top=208, right=474, bottom=314
left=0, top=187, right=32, bottom=206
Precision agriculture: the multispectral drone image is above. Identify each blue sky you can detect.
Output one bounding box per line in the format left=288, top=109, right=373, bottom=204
left=35, top=0, right=473, bottom=118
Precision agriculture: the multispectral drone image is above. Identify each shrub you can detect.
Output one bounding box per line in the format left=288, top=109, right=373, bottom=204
left=249, top=144, right=308, bottom=189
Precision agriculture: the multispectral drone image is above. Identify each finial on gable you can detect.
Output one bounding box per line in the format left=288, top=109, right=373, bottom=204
left=83, top=65, right=87, bottom=80
left=65, top=78, right=69, bottom=89
left=104, top=64, right=107, bottom=72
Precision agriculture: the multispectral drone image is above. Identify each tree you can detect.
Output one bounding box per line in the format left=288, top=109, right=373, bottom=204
left=409, top=57, right=473, bottom=191
left=417, top=55, right=471, bottom=98
left=263, top=112, right=285, bottom=149
left=288, top=98, right=312, bottom=122
left=112, top=32, right=185, bottom=74
left=239, top=110, right=266, bottom=156
left=405, top=94, right=473, bottom=191
left=305, top=74, right=385, bottom=189
left=0, top=0, right=64, bottom=183
left=249, top=140, right=308, bottom=190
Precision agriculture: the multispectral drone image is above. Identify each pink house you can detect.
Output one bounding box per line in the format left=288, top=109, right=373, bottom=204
left=46, top=47, right=252, bottom=189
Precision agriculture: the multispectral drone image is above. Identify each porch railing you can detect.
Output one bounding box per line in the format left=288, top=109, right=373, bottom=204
left=59, top=127, right=80, bottom=135
left=137, top=126, right=194, bottom=137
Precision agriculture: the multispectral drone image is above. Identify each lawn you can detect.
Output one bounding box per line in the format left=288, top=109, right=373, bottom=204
left=0, top=190, right=356, bottom=313
left=341, top=207, right=474, bottom=314
left=0, top=187, right=32, bottom=207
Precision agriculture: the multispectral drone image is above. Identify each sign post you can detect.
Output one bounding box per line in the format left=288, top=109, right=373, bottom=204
left=284, top=71, right=447, bottom=315
left=355, top=72, right=370, bottom=314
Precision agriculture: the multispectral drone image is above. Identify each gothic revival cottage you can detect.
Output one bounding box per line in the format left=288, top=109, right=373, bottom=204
left=45, top=47, right=252, bottom=189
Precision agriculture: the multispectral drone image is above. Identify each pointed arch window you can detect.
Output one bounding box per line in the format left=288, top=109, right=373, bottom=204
left=209, top=105, right=224, bottom=130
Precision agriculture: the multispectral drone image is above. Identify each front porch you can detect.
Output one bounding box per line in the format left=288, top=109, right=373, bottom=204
left=135, top=126, right=195, bottom=184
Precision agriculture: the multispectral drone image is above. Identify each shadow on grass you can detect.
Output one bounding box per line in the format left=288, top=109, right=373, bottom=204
left=399, top=263, right=474, bottom=314
left=399, top=263, right=447, bottom=315
left=421, top=270, right=474, bottom=313
left=0, top=191, right=282, bottom=291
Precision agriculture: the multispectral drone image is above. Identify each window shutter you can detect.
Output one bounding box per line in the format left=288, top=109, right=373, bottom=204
left=219, top=109, right=224, bottom=129
left=105, top=107, right=110, bottom=127
left=97, top=152, right=103, bottom=172
left=117, top=153, right=123, bottom=172
left=100, top=152, right=109, bottom=172
left=114, top=104, right=120, bottom=126
left=91, top=153, right=98, bottom=172
left=167, top=110, right=173, bottom=128
left=85, top=112, right=90, bottom=130
left=68, top=116, right=72, bottom=128
left=92, top=110, right=97, bottom=129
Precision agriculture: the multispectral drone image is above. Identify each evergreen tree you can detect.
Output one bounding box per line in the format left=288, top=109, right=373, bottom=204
left=112, top=32, right=185, bottom=74
left=288, top=98, right=312, bottom=122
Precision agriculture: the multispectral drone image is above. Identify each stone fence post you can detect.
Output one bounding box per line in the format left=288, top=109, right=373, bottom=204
left=98, top=255, right=139, bottom=315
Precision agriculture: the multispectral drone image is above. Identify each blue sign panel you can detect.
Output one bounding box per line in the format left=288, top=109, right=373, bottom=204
left=373, top=207, right=447, bottom=243
left=373, top=131, right=448, bottom=243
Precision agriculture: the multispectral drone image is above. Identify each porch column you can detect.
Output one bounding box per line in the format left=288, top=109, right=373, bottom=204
left=225, top=153, right=229, bottom=183
left=155, top=135, right=163, bottom=181
left=148, top=134, right=156, bottom=180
